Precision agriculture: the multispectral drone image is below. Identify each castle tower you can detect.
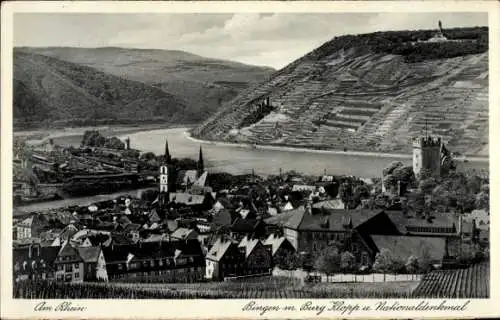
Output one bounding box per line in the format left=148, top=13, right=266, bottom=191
left=412, top=136, right=442, bottom=179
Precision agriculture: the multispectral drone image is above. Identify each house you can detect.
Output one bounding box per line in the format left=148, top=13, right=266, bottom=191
left=205, top=237, right=242, bottom=281
left=369, top=235, right=448, bottom=267
left=278, top=204, right=387, bottom=264
left=169, top=192, right=214, bottom=211
left=15, top=215, right=44, bottom=240
left=171, top=228, right=199, bottom=241
left=478, top=229, right=489, bottom=246
left=58, top=223, right=80, bottom=242
left=148, top=208, right=162, bottom=224
left=320, top=175, right=334, bottom=182
left=292, top=185, right=316, bottom=193
left=466, top=209, right=489, bottom=229
left=238, top=237, right=272, bottom=276
left=102, top=239, right=205, bottom=283
left=212, top=197, right=236, bottom=213
left=313, top=199, right=345, bottom=210
left=281, top=201, right=294, bottom=211
left=176, top=170, right=199, bottom=187
left=459, top=217, right=476, bottom=242
left=211, top=209, right=239, bottom=229
left=263, top=234, right=296, bottom=265
left=384, top=211, right=460, bottom=237
left=13, top=243, right=60, bottom=282
left=54, top=243, right=108, bottom=282
left=230, top=218, right=267, bottom=241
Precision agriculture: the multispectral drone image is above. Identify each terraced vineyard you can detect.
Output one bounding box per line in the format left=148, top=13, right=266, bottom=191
left=193, top=28, right=488, bottom=156
left=412, top=262, right=489, bottom=298
left=14, top=278, right=418, bottom=299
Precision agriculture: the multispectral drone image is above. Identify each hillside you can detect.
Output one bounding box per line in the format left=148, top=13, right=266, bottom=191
left=193, top=27, right=489, bottom=156
left=13, top=51, right=195, bottom=129
left=15, top=47, right=274, bottom=122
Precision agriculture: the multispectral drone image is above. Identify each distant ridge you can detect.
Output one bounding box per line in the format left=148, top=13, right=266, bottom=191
left=14, top=47, right=275, bottom=129
left=193, top=27, right=489, bottom=156
left=13, top=51, right=190, bottom=129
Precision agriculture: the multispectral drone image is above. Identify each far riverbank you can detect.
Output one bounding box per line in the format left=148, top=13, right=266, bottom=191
left=184, top=131, right=489, bottom=164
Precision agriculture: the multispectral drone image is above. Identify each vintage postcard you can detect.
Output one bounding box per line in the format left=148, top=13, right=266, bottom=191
left=1, top=1, right=499, bottom=319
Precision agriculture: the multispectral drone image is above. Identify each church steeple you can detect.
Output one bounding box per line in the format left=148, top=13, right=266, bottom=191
left=197, top=146, right=204, bottom=173
left=165, top=139, right=172, bottom=164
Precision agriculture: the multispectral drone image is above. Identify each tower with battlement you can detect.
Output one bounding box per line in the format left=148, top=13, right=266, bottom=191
left=412, top=136, right=442, bottom=178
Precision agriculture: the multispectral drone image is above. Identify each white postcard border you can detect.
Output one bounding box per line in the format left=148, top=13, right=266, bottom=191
left=1, top=1, right=499, bottom=319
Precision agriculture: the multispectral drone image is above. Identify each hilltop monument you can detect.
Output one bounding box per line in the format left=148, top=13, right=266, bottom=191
left=428, top=20, right=448, bottom=42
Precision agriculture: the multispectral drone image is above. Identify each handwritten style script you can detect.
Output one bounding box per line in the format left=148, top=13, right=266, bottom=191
left=242, top=300, right=471, bottom=316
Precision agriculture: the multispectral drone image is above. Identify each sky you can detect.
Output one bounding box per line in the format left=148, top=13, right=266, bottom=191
left=14, top=12, right=487, bottom=69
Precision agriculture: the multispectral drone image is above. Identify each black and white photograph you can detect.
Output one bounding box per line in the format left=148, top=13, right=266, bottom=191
left=1, top=1, right=497, bottom=317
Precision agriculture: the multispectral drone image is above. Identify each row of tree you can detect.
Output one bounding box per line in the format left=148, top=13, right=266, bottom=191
left=275, top=246, right=434, bottom=278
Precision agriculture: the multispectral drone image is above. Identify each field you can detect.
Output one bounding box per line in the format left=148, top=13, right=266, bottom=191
left=194, top=28, right=489, bottom=156
left=412, top=262, right=489, bottom=298
left=14, top=276, right=419, bottom=299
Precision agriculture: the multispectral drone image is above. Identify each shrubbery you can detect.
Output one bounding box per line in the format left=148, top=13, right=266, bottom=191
left=306, top=27, right=488, bottom=63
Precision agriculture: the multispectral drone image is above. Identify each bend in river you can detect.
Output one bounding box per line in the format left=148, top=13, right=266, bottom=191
left=51, top=127, right=488, bottom=178
left=119, top=128, right=488, bottom=177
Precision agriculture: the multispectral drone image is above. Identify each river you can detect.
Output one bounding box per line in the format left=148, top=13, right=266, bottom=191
left=51, top=127, right=488, bottom=177
left=17, top=127, right=487, bottom=214
left=14, top=188, right=153, bottom=217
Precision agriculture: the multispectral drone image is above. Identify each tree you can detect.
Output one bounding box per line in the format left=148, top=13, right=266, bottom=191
left=275, top=251, right=302, bottom=271
left=431, top=185, right=451, bottom=213
left=81, top=130, right=106, bottom=147
left=392, top=166, right=416, bottom=191
left=418, top=245, right=433, bottom=273
left=140, top=189, right=159, bottom=202
left=372, top=248, right=403, bottom=280
left=104, top=137, right=125, bottom=150
left=418, top=177, right=438, bottom=195
left=339, top=182, right=354, bottom=209
left=340, top=251, right=356, bottom=273
left=122, top=149, right=140, bottom=159
left=140, top=152, right=157, bottom=161
left=383, top=161, right=404, bottom=177
left=405, top=255, right=420, bottom=275
left=314, top=247, right=341, bottom=280
left=407, top=191, right=425, bottom=216
left=323, top=182, right=339, bottom=198
left=475, top=184, right=489, bottom=210
left=383, top=174, right=398, bottom=192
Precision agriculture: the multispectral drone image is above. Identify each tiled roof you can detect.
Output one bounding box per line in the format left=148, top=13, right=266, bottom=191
left=57, top=243, right=83, bottom=263
left=103, top=239, right=203, bottom=264
left=171, top=228, right=196, bottom=240
left=169, top=193, right=205, bottom=205
left=263, top=234, right=290, bottom=255
left=206, top=237, right=235, bottom=261
left=292, top=185, right=316, bottom=192
left=371, top=235, right=447, bottom=262
left=13, top=245, right=60, bottom=270
left=242, top=238, right=261, bottom=258
left=177, top=170, right=199, bottom=185
left=212, top=209, right=238, bottom=228
left=166, top=219, right=179, bottom=233
left=313, top=199, right=345, bottom=210
left=385, top=211, right=458, bottom=234
left=282, top=206, right=307, bottom=229
left=231, top=218, right=262, bottom=232
left=301, top=209, right=382, bottom=231
left=77, top=246, right=101, bottom=263
left=264, top=209, right=300, bottom=226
